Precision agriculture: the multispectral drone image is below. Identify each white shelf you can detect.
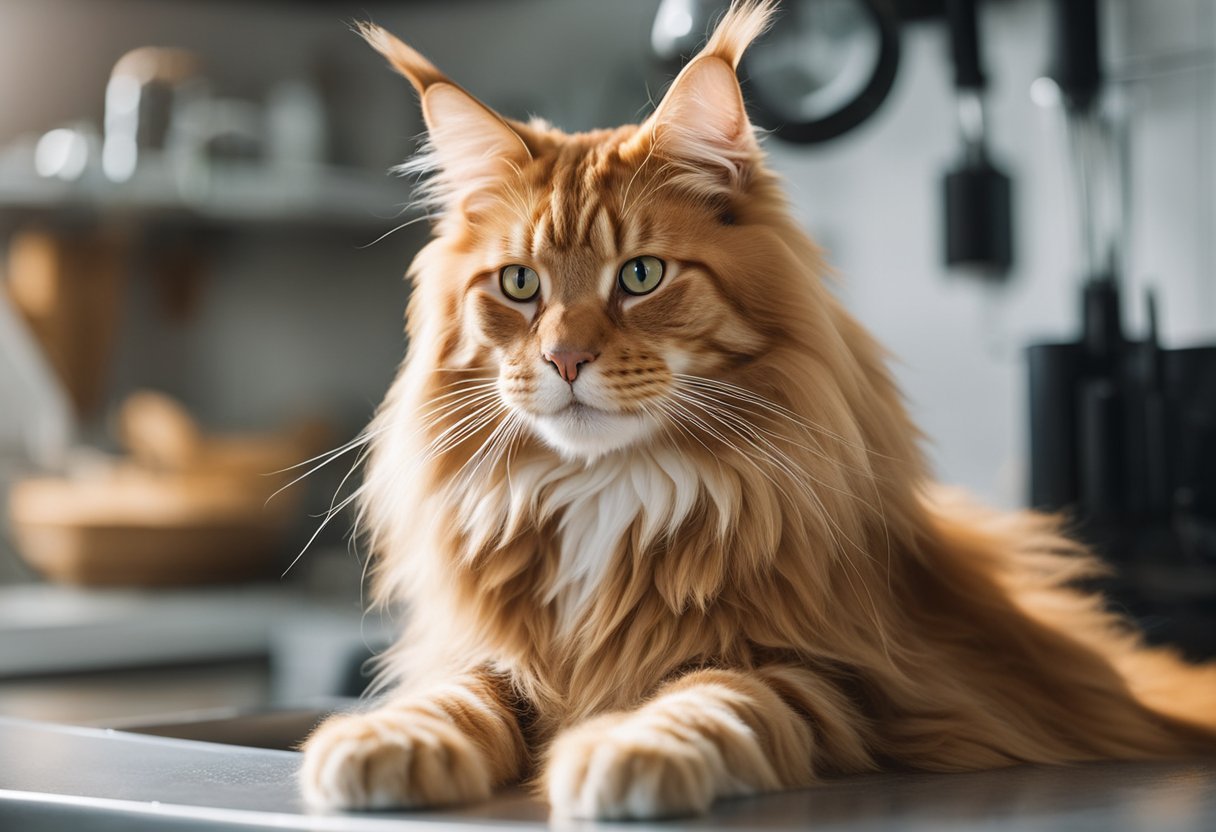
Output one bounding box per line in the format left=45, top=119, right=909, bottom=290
left=0, top=158, right=420, bottom=231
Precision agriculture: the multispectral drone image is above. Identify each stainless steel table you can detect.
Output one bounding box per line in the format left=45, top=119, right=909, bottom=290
left=1, top=716, right=1213, bottom=831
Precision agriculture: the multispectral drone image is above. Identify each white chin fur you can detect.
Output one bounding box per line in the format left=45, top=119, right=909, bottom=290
left=528, top=406, right=656, bottom=459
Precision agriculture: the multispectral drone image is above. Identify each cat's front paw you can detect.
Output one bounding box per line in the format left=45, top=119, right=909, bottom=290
left=546, top=716, right=724, bottom=820
left=300, top=709, right=492, bottom=810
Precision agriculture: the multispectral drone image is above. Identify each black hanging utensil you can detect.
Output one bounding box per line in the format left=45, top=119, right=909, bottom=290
left=942, top=0, right=1013, bottom=277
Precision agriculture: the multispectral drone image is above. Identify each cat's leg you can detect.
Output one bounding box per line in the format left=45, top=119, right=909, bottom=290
left=300, top=671, right=527, bottom=810
left=546, top=667, right=855, bottom=820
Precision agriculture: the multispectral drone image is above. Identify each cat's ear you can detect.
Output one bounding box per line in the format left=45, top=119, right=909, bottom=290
left=358, top=22, right=530, bottom=212
left=633, top=1, right=775, bottom=198
left=644, top=57, right=754, bottom=197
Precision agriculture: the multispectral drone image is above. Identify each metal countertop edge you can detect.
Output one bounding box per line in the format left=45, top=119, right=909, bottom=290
left=0, top=790, right=538, bottom=832
left=0, top=715, right=302, bottom=757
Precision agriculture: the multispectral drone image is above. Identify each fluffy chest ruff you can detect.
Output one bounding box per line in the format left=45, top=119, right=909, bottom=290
left=449, top=444, right=737, bottom=635
left=363, top=361, right=893, bottom=713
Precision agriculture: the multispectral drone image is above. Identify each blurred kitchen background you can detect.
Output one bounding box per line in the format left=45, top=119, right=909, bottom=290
left=0, top=0, right=1213, bottom=736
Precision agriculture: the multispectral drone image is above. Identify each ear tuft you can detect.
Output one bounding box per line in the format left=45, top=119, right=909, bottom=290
left=701, top=0, right=778, bottom=69
left=355, top=21, right=446, bottom=95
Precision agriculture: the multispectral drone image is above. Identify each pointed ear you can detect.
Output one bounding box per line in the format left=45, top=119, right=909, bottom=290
left=416, top=83, right=532, bottom=212
left=358, top=23, right=530, bottom=213
left=629, top=0, right=774, bottom=198
left=645, top=56, right=756, bottom=197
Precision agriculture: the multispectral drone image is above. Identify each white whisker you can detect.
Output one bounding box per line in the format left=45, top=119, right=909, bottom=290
left=357, top=212, right=433, bottom=250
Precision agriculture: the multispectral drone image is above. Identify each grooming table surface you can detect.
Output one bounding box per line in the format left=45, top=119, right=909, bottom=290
left=1, top=717, right=1213, bottom=831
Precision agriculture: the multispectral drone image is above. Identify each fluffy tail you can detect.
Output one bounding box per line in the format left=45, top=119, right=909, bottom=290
left=921, top=488, right=1216, bottom=759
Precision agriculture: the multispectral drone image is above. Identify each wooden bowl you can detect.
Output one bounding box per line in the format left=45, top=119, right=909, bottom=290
left=9, top=467, right=298, bottom=587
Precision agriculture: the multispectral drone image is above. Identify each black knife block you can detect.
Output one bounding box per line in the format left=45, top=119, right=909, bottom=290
left=1027, top=281, right=1216, bottom=660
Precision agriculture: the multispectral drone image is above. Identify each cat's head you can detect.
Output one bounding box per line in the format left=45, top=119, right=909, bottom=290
left=366, top=2, right=801, bottom=460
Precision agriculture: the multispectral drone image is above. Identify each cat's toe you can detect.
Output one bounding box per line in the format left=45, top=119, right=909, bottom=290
left=299, top=710, right=492, bottom=810
left=547, top=722, right=720, bottom=820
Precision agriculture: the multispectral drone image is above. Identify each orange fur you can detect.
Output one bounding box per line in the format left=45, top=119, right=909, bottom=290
left=302, top=1, right=1216, bottom=819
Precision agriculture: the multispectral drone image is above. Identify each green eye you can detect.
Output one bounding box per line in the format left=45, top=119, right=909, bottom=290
left=500, top=265, right=540, bottom=302
left=618, top=255, right=665, bottom=296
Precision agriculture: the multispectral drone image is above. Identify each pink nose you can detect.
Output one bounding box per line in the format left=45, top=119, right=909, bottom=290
left=543, top=350, right=597, bottom=383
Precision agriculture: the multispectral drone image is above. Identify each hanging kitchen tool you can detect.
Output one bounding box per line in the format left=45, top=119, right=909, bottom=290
left=941, top=0, right=1012, bottom=277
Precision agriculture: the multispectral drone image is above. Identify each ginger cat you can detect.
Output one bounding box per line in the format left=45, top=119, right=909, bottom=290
left=300, top=1, right=1216, bottom=819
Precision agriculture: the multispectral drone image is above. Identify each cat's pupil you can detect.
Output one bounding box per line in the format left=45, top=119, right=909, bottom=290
left=634, top=260, right=646, bottom=283
left=515, top=268, right=526, bottom=289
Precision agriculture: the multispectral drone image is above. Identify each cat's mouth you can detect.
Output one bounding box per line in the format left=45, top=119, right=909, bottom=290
left=526, top=400, right=657, bottom=459
left=560, top=401, right=604, bottom=418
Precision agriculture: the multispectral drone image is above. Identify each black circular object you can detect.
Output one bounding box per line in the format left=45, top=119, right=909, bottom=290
left=741, top=0, right=902, bottom=145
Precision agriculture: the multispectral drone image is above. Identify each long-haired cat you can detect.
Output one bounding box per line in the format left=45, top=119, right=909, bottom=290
left=301, top=1, right=1216, bottom=819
